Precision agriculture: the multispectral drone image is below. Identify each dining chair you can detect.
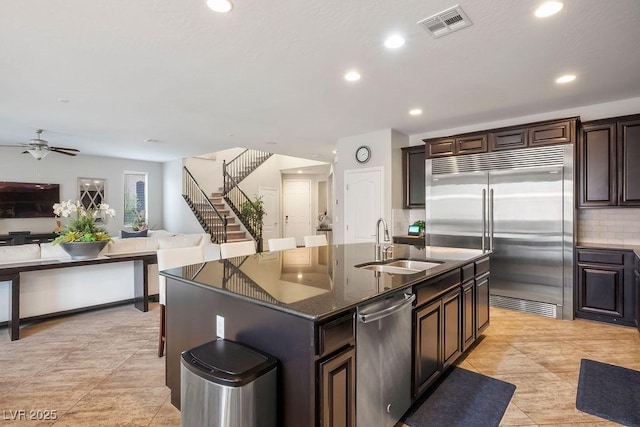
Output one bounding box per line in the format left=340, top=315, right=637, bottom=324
left=303, top=234, right=328, bottom=247
left=267, top=237, right=297, bottom=251
left=220, top=240, right=257, bottom=259
left=156, top=245, right=204, bottom=357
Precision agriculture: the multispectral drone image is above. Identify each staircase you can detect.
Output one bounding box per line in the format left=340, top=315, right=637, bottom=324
left=223, top=149, right=273, bottom=251
left=208, top=193, right=249, bottom=242
left=182, top=148, right=273, bottom=245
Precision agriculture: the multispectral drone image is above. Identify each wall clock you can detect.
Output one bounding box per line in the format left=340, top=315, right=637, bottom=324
left=355, top=145, right=371, bottom=164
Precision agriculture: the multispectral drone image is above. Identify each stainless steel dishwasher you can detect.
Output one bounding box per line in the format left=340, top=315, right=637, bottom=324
left=357, top=291, right=415, bottom=427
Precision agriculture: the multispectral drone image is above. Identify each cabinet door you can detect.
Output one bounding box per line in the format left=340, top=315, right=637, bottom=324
left=413, top=300, right=442, bottom=398
left=425, top=138, right=455, bottom=158
left=529, top=119, right=575, bottom=147
left=456, top=134, right=488, bottom=155
left=618, top=118, right=640, bottom=206
left=577, top=264, right=625, bottom=319
left=461, top=280, right=475, bottom=352
left=475, top=273, right=490, bottom=335
left=578, top=122, right=617, bottom=207
left=319, top=346, right=356, bottom=427
left=489, top=128, right=528, bottom=151
left=442, top=288, right=462, bottom=369
left=635, top=264, right=640, bottom=332
left=402, top=146, right=425, bottom=208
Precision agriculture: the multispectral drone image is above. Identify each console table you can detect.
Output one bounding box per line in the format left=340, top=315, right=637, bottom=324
left=0, top=251, right=157, bottom=341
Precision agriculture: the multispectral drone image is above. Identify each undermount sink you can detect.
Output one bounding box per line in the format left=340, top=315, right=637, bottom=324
left=384, top=260, right=441, bottom=271
left=358, top=259, right=442, bottom=275
left=360, top=264, right=423, bottom=275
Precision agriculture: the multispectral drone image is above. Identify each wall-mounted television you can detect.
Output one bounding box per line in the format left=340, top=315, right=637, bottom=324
left=0, top=182, right=60, bottom=218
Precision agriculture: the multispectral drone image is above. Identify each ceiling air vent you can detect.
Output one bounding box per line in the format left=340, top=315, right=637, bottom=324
left=418, top=5, right=473, bottom=38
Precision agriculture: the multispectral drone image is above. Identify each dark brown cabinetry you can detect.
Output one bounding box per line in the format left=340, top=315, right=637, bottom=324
left=575, top=248, right=636, bottom=326
left=319, top=346, right=356, bottom=427
left=401, top=146, right=425, bottom=208
left=635, top=255, right=640, bottom=332
left=441, top=288, right=462, bottom=370
left=413, top=299, right=442, bottom=396
left=424, top=117, right=577, bottom=159
left=461, top=280, right=475, bottom=351
left=412, top=257, right=489, bottom=400
left=578, top=114, right=640, bottom=207
left=317, top=313, right=356, bottom=427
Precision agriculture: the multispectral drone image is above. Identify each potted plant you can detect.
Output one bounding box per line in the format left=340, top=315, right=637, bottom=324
left=52, top=200, right=116, bottom=259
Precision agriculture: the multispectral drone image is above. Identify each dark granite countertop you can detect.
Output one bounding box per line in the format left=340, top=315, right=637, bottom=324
left=162, top=243, right=487, bottom=321
left=576, top=242, right=640, bottom=258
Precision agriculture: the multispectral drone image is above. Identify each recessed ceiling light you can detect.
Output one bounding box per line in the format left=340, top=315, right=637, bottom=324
left=206, top=0, right=233, bottom=13
left=332, top=149, right=337, bottom=154
left=555, top=74, right=576, bottom=84
left=409, top=109, right=423, bottom=116
left=144, top=138, right=160, bottom=143
left=384, top=35, right=405, bottom=49
left=58, top=98, right=69, bottom=103
left=535, top=1, right=563, bottom=17
left=344, top=71, right=361, bottom=82
left=297, top=170, right=303, bottom=174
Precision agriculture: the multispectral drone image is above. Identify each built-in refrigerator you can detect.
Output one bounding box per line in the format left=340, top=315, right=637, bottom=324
left=426, top=145, right=574, bottom=319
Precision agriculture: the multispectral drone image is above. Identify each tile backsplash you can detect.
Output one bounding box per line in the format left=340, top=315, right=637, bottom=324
left=578, top=208, right=640, bottom=245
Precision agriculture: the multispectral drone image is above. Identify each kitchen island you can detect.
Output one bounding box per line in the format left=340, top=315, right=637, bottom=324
left=162, top=243, right=490, bottom=426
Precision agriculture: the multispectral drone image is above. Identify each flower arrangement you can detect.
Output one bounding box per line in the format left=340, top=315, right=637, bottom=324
left=52, top=200, right=116, bottom=244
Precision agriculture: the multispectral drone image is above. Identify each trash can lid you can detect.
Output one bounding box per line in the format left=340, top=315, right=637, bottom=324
left=181, top=339, right=277, bottom=387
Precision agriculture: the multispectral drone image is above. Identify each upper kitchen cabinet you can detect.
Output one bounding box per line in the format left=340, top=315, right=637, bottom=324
left=425, top=133, right=487, bottom=158
left=423, top=117, right=577, bottom=159
left=578, top=114, right=640, bottom=208
left=402, top=146, right=425, bottom=208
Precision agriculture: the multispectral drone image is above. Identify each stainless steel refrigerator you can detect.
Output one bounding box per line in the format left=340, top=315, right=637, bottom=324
left=426, top=145, right=574, bottom=319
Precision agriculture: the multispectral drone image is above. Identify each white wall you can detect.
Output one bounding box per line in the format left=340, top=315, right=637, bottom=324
left=333, top=129, right=407, bottom=244
left=0, top=151, right=163, bottom=236
left=162, top=158, right=205, bottom=234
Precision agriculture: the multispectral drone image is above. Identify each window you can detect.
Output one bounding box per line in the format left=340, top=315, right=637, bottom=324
left=123, top=172, right=147, bottom=228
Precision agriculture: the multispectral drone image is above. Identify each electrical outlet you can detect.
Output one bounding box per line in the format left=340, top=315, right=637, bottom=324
left=216, top=315, right=225, bottom=339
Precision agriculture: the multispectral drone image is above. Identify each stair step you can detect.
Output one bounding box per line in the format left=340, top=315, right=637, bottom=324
left=226, top=237, right=252, bottom=243
left=226, top=231, right=248, bottom=239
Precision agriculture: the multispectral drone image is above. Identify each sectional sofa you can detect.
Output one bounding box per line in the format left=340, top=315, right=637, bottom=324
left=0, top=230, right=219, bottom=324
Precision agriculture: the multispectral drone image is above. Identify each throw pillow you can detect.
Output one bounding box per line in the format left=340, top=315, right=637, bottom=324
left=121, top=229, right=148, bottom=238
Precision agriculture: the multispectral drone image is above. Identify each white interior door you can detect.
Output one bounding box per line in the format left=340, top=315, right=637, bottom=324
left=259, top=187, right=279, bottom=243
left=283, top=180, right=311, bottom=246
left=344, top=167, right=383, bottom=243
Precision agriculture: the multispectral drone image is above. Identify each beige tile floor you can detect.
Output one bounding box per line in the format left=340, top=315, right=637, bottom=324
left=0, top=303, right=638, bottom=426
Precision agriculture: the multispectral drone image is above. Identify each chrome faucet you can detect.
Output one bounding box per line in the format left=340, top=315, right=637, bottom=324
left=375, top=218, right=392, bottom=261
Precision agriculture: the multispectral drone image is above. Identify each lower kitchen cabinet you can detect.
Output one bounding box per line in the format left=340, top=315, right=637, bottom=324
left=318, top=346, right=356, bottom=427
left=575, top=248, right=636, bottom=326
left=412, top=256, right=490, bottom=400
left=635, top=256, right=640, bottom=332
left=476, top=272, right=490, bottom=335
left=461, top=280, right=475, bottom=351
left=413, top=299, right=442, bottom=397
left=442, top=288, right=462, bottom=369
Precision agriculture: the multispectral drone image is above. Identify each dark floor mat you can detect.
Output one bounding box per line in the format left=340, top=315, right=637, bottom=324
left=403, top=367, right=516, bottom=427
left=576, top=359, right=640, bottom=427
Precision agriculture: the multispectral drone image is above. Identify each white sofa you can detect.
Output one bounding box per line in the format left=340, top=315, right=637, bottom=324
left=0, top=231, right=220, bottom=323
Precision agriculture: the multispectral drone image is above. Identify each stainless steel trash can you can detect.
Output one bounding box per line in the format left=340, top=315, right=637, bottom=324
left=181, top=338, right=277, bottom=427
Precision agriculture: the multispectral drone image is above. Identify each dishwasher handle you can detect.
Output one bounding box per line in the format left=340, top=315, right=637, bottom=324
left=358, top=293, right=416, bottom=324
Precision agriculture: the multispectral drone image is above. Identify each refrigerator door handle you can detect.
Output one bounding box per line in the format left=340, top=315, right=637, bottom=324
left=489, top=188, right=494, bottom=250
left=481, top=189, right=486, bottom=252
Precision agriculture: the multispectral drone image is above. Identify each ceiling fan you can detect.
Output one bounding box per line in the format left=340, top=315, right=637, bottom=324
left=0, top=129, right=80, bottom=160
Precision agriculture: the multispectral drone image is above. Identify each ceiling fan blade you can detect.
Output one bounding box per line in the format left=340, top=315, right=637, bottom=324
left=49, top=148, right=78, bottom=156
left=0, top=144, right=27, bottom=148
left=50, top=146, right=80, bottom=152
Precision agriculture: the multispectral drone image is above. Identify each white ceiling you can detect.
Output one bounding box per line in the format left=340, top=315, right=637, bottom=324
left=0, top=0, right=639, bottom=163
